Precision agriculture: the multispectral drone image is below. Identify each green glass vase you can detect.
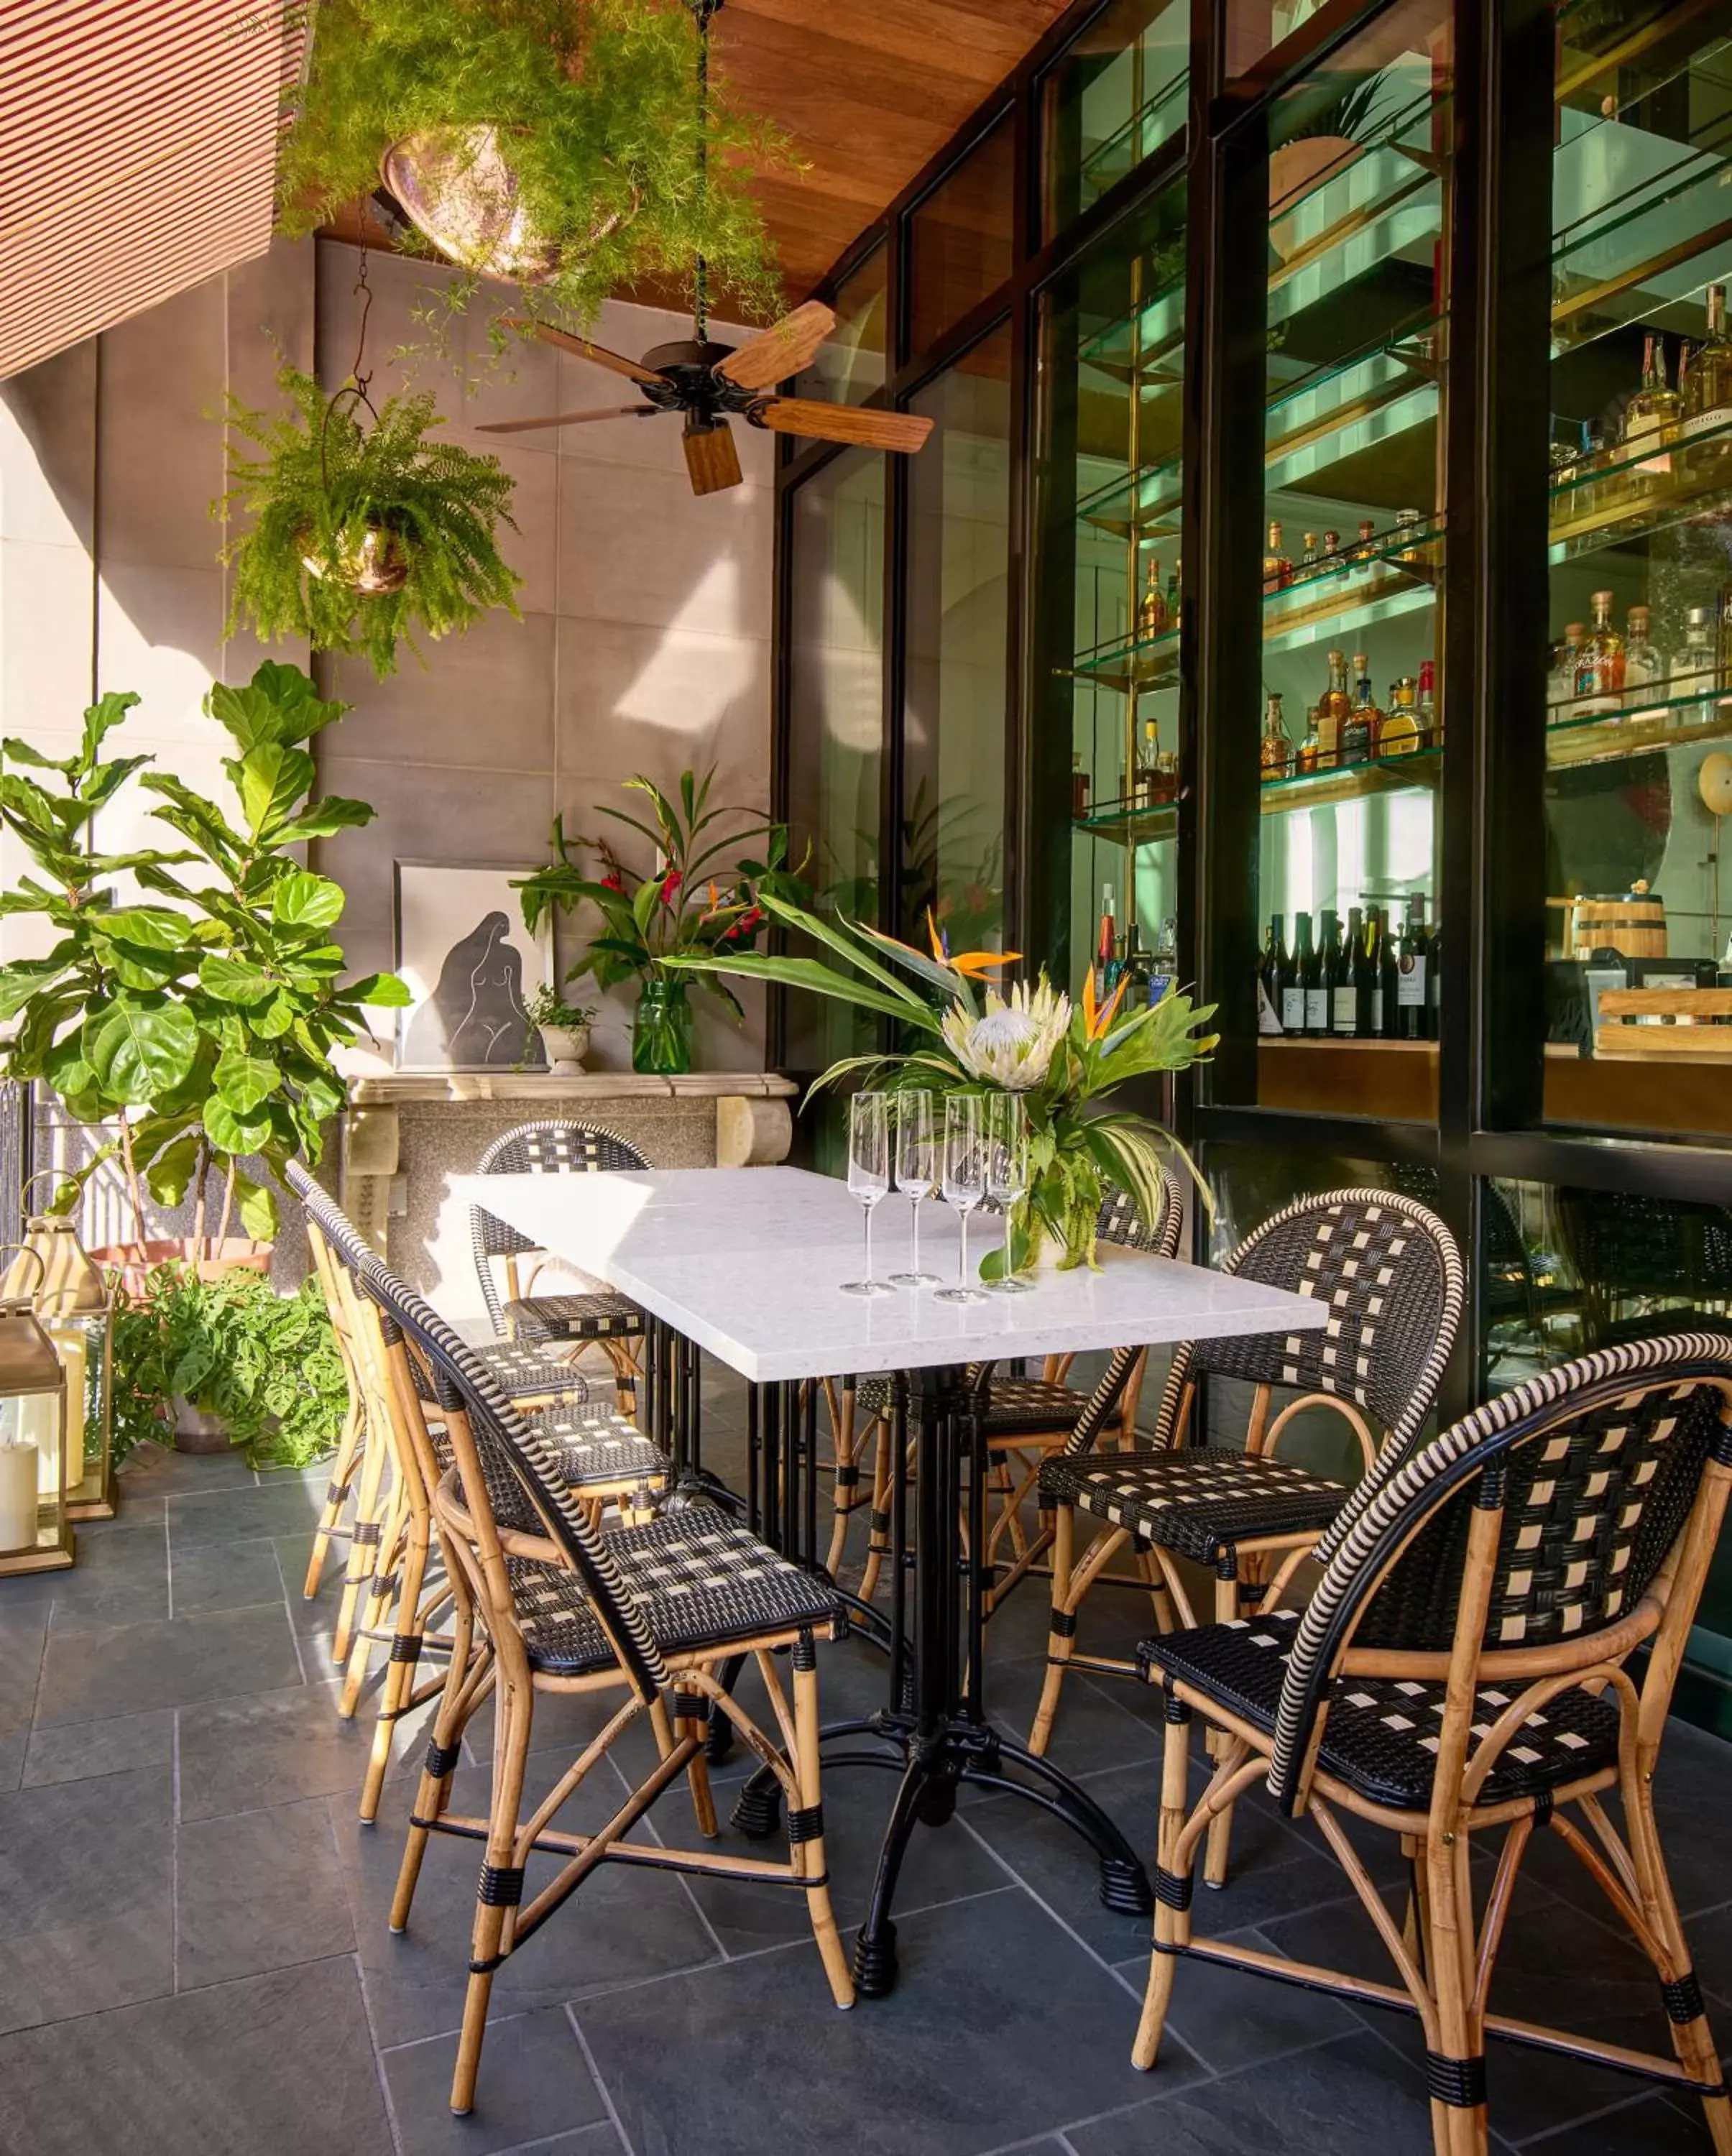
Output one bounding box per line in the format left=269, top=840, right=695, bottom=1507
left=632, top=977, right=694, bottom=1075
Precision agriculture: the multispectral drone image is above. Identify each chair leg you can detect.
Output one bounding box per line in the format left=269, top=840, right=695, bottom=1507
left=661, top=1692, right=717, bottom=1839
left=332, top=1404, right=392, bottom=1666
left=1028, top=1503, right=1076, bottom=1758
left=1132, top=1693, right=1192, bottom=2069
left=303, top=1393, right=364, bottom=1600
left=340, top=1483, right=407, bottom=1719
left=791, top=1638, right=855, bottom=2009
left=824, top=1382, right=862, bottom=1580
left=1621, top=1766, right=1732, bottom=2152
left=1202, top=1570, right=1240, bottom=1890
left=858, top=1419, right=893, bottom=1603
left=391, top=1598, right=479, bottom=1930
left=451, top=1677, right=533, bottom=2116
left=1419, top=1822, right=1486, bottom=2156
left=359, top=1501, right=432, bottom=1824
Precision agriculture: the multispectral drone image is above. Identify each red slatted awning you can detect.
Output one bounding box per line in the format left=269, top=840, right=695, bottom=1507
left=0, top=0, right=301, bottom=379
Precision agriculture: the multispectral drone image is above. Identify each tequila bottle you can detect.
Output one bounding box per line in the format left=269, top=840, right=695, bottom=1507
left=1351, top=517, right=1378, bottom=567
left=1573, top=589, right=1625, bottom=714
left=1136, top=717, right=1161, bottom=804
left=1379, top=674, right=1422, bottom=756
left=1321, top=527, right=1342, bottom=566
left=1685, top=284, right=1732, bottom=461
left=1300, top=530, right=1320, bottom=573
left=1393, top=507, right=1424, bottom=563
left=1317, top=648, right=1352, bottom=767
left=1259, top=691, right=1293, bottom=780
left=1549, top=624, right=1585, bottom=719
left=1262, top=520, right=1293, bottom=592
left=1339, top=654, right=1381, bottom=763
left=1137, top=556, right=1167, bottom=638
left=1294, top=706, right=1324, bottom=775
left=1624, top=333, right=1682, bottom=453
left=1671, top=606, right=1716, bottom=722
left=1623, top=604, right=1665, bottom=717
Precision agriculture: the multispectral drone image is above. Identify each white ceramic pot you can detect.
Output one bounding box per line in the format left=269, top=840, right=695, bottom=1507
left=539, top=1023, right=590, bottom=1074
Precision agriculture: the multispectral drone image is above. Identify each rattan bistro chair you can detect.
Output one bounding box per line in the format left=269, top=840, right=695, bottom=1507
left=825, top=1169, right=1188, bottom=1596
left=1133, top=1332, right=1732, bottom=2156
left=287, top=1167, right=672, bottom=1822
left=471, top=1120, right=648, bottom=1406
left=1029, top=1188, right=1463, bottom=1807
left=364, top=1251, right=854, bottom=2116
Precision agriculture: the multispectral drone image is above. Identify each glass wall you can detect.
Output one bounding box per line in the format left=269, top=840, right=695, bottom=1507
left=908, top=115, right=1015, bottom=354
left=1038, top=0, right=1189, bottom=241
left=1539, top=3, right=1732, bottom=1143
left=785, top=450, right=885, bottom=1072
left=904, top=327, right=1013, bottom=952
left=1033, top=179, right=1188, bottom=1005
left=1230, top=0, right=1455, bottom=1121
left=795, top=244, right=889, bottom=407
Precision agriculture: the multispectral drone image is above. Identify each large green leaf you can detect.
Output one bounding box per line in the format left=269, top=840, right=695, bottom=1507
left=233, top=1170, right=280, bottom=1242
left=213, top=1049, right=279, bottom=1115
left=203, top=1093, right=274, bottom=1156
left=342, top=971, right=412, bottom=1007
left=198, top=954, right=277, bottom=1005
left=271, top=795, right=376, bottom=844
left=0, top=952, right=75, bottom=1023
left=668, top=951, right=943, bottom=1031
left=83, top=998, right=199, bottom=1103
left=143, top=1135, right=203, bottom=1209
left=98, top=906, right=190, bottom=950
left=1, top=737, right=75, bottom=774
left=232, top=742, right=317, bottom=841
left=206, top=664, right=346, bottom=752
left=271, top=870, right=344, bottom=931
left=78, top=691, right=141, bottom=772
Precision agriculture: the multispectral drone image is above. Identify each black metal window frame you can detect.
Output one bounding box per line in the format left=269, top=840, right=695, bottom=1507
left=770, top=0, right=1732, bottom=1418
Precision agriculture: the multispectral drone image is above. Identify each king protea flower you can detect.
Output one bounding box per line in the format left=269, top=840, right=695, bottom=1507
left=942, top=978, right=1071, bottom=1090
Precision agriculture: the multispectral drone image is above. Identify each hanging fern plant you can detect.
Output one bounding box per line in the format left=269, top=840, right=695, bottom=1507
left=218, top=361, right=520, bottom=678
left=275, top=0, right=788, bottom=333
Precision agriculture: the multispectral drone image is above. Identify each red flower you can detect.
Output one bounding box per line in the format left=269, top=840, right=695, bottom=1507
left=601, top=872, right=624, bottom=893
left=660, top=869, right=683, bottom=906
left=737, top=906, right=763, bottom=934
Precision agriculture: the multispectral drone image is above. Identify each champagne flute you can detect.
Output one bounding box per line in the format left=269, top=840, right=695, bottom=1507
left=840, top=1092, right=895, bottom=1297
left=888, top=1090, right=941, bottom=1289
left=985, top=1092, right=1034, bottom=1294
left=935, top=1094, right=989, bottom=1305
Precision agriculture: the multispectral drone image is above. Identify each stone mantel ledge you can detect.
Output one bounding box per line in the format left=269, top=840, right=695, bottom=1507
left=346, top=1072, right=798, bottom=1106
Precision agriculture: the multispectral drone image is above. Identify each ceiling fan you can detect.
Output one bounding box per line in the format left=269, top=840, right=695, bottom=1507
left=476, top=303, right=932, bottom=494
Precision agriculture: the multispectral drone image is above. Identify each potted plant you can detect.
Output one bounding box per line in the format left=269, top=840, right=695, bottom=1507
left=1268, top=71, right=1389, bottom=261
left=672, top=895, right=1217, bottom=1272
left=0, top=663, right=408, bottom=1273
left=522, top=985, right=596, bottom=1072
left=272, top=0, right=786, bottom=336
left=219, top=364, right=521, bottom=678
left=110, top=1264, right=351, bottom=1463
left=514, top=767, right=805, bottom=1075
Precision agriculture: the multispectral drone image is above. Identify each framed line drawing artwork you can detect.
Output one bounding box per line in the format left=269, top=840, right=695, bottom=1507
left=392, top=860, right=552, bottom=1072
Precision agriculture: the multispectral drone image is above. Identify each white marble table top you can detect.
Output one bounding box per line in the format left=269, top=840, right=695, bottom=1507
left=454, top=1166, right=1326, bottom=1386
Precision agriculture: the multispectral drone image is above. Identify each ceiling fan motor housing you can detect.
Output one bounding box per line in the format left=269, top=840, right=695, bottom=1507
left=638, top=339, right=767, bottom=425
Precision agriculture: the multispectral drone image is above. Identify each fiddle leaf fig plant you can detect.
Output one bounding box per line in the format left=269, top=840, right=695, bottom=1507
left=0, top=662, right=408, bottom=1247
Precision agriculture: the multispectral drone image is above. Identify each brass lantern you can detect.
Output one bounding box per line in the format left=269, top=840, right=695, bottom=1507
left=0, top=1245, right=71, bottom=1575
left=2, top=1179, right=115, bottom=1520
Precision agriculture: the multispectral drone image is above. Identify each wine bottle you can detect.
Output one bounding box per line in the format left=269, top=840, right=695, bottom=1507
left=1378, top=906, right=1399, bottom=1038
left=1359, top=908, right=1383, bottom=1037
left=1258, top=916, right=1286, bottom=1035
left=1279, top=915, right=1307, bottom=1034
left=1332, top=908, right=1359, bottom=1036
left=1295, top=912, right=1321, bottom=1036
left=1426, top=924, right=1441, bottom=1042
left=1394, top=895, right=1429, bottom=1041
left=1312, top=908, right=1340, bottom=1038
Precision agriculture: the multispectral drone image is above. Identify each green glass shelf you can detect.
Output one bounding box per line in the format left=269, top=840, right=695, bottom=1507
left=1551, top=121, right=1732, bottom=356
left=1263, top=315, right=1442, bottom=491
left=1067, top=621, right=1180, bottom=695
left=1547, top=684, right=1732, bottom=771
left=1547, top=409, right=1732, bottom=561
left=1079, top=73, right=1188, bottom=202
left=1073, top=742, right=1443, bottom=849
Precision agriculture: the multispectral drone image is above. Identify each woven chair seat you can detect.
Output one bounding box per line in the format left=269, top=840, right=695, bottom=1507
left=508, top=1514, right=842, bottom=1674
left=1040, top=1446, right=1349, bottom=1568
left=1140, top=1611, right=1623, bottom=1811
left=505, top=1290, right=645, bottom=1344
left=525, top=1406, right=670, bottom=1491
left=851, top=1372, right=1085, bottom=1439
left=470, top=1341, right=591, bottom=1404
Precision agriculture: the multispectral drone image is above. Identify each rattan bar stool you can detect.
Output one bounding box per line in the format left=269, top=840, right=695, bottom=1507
left=471, top=1120, right=648, bottom=1408
left=1029, top=1187, right=1462, bottom=1774
left=824, top=1169, right=1187, bottom=1597
left=1134, top=1332, right=1732, bottom=2156
left=359, top=1249, right=854, bottom=2116
left=288, top=1168, right=673, bottom=1820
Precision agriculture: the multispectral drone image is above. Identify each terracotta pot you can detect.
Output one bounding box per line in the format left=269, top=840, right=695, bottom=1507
left=91, top=1239, right=273, bottom=1300
left=1268, top=136, right=1356, bottom=261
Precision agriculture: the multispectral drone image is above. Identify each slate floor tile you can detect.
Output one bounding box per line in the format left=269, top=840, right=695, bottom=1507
left=382, top=2007, right=607, bottom=2156
left=335, top=1754, right=721, bottom=2049
left=1111, top=1923, right=1361, bottom=2076
left=0, top=1763, right=173, bottom=2032
left=22, top=1704, right=174, bottom=1787
left=0, top=1731, right=22, bottom=1791
left=0, top=1600, right=45, bottom=1738
left=176, top=1677, right=379, bottom=1821
left=177, top=1795, right=356, bottom=1988
left=0, top=1955, right=392, bottom=2156
left=1522, top=2090, right=1721, bottom=2152
left=33, top=1602, right=302, bottom=1726
left=118, top=1439, right=259, bottom=1496
left=42, top=1521, right=170, bottom=1635
left=170, top=1535, right=293, bottom=1618
left=167, top=1478, right=331, bottom=1548
left=574, top=1887, right=1202, bottom=2156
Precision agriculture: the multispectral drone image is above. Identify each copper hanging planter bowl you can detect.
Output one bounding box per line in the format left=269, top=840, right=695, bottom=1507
left=299, top=519, right=411, bottom=596
left=380, top=124, right=636, bottom=285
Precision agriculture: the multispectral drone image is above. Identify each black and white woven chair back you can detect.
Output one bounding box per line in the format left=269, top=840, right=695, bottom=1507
left=1266, top=1330, right=1732, bottom=1812
left=470, top=1119, right=650, bottom=1333
left=1097, top=1159, right=1188, bottom=1263
left=1148, top=1185, right=1463, bottom=1460
left=356, top=1243, right=672, bottom=1703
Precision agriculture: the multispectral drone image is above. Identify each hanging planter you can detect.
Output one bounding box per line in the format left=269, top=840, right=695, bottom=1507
left=274, top=0, right=788, bottom=335
left=217, top=259, right=520, bottom=676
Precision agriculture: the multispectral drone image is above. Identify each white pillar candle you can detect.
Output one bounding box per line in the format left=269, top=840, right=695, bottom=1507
left=19, top=1388, right=61, bottom=1498
left=47, top=1328, right=87, bottom=1492
left=0, top=1442, right=38, bottom=1552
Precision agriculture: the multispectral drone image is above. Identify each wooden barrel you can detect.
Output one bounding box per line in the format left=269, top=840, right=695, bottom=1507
left=1570, top=883, right=1667, bottom=958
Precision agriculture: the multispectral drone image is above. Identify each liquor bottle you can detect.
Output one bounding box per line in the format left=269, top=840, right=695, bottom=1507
left=1295, top=912, right=1322, bottom=1036
left=1136, top=717, right=1161, bottom=805
left=1358, top=908, right=1383, bottom=1037
left=1165, top=565, right=1181, bottom=632
left=1300, top=530, right=1320, bottom=572
left=1685, top=283, right=1732, bottom=457
left=1394, top=895, right=1429, bottom=1041
left=1549, top=624, right=1585, bottom=719
left=1322, top=528, right=1342, bottom=566
left=1148, top=916, right=1178, bottom=1007
left=1623, top=333, right=1682, bottom=453
left=1295, top=705, right=1324, bottom=775
left=1426, top=925, right=1440, bottom=1041
left=1071, top=751, right=1090, bottom=819
left=1378, top=905, right=1399, bottom=1038
left=1094, top=884, right=1116, bottom=1003
left=1317, top=648, right=1352, bottom=766
left=1137, top=556, right=1167, bottom=638
left=1352, top=517, right=1378, bottom=567
left=1332, top=907, right=1360, bottom=1036
left=1259, top=691, right=1293, bottom=780
left=1672, top=605, right=1717, bottom=720
left=1258, top=916, right=1286, bottom=1035
left=1340, top=653, right=1381, bottom=763
left=1417, top=659, right=1438, bottom=747
left=1380, top=673, right=1422, bottom=757
left=1312, top=909, right=1340, bottom=1038
left=1573, top=588, right=1626, bottom=714
left=1263, top=519, right=1293, bottom=592
left=1123, top=927, right=1151, bottom=1009
left=1624, top=604, right=1665, bottom=716
left=1393, top=507, right=1424, bottom=563
left=1279, top=915, right=1307, bottom=1033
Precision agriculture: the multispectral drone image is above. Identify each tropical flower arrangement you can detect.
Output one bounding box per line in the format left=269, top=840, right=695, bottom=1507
left=672, top=894, right=1217, bottom=1271
left=513, top=767, right=807, bottom=1074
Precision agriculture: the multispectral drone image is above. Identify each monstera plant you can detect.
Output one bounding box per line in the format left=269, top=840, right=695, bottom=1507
left=0, top=662, right=407, bottom=1253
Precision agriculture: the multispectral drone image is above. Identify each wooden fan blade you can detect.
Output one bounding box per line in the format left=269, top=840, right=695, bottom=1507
left=683, top=416, right=743, bottom=496
left=751, top=399, right=934, bottom=454
left=504, top=317, right=665, bottom=388
left=714, top=301, right=838, bottom=392
left=478, top=406, right=660, bottom=436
